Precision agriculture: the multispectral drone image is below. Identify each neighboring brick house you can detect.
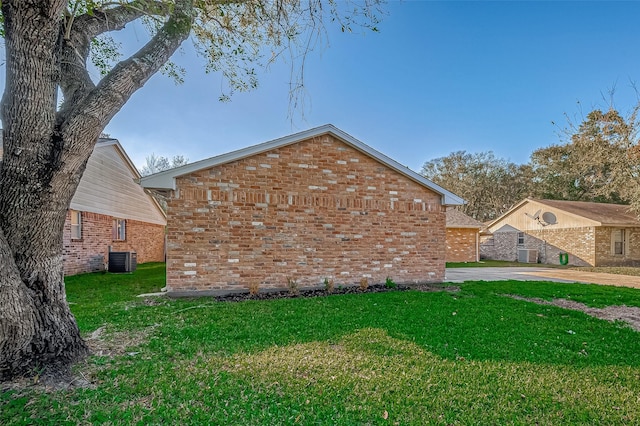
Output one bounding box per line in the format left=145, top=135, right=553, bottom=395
left=140, top=125, right=464, bottom=296
left=445, top=209, right=484, bottom=262
left=480, top=198, right=640, bottom=266
left=1, top=137, right=167, bottom=275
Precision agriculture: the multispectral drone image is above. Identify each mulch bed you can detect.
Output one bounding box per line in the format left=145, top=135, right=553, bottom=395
left=213, top=283, right=459, bottom=302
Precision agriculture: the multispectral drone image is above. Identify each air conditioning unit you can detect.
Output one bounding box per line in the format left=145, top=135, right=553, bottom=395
left=518, top=249, right=538, bottom=264
left=108, top=251, right=137, bottom=273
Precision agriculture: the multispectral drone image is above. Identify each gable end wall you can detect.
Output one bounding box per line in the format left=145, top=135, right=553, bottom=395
left=166, top=135, right=446, bottom=293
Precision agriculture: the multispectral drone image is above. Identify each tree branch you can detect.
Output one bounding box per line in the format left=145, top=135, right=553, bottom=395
left=58, top=1, right=178, bottom=109
left=70, top=1, right=172, bottom=42
left=58, top=0, right=195, bottom=142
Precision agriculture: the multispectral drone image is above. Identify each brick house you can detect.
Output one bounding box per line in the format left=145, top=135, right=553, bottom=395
left=1, top=137, right=167, bottom=275
left=140, top=125, right=464, bottom=296
left=445, top=209, right=484, bottom=262
left=480, top=198, right=640, bottom=266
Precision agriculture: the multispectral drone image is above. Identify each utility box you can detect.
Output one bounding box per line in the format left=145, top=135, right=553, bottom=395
left=517, top=249, right=538, bottom=264
left=108, top=251, right=137, bottom=273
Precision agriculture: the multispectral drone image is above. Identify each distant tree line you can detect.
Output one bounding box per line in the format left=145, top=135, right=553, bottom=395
left=140, top=154, right=189, bottom=176
left=421, top=106, right=640, bottom=222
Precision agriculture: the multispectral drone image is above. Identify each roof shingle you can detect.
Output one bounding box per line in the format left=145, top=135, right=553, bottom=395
left=532, top=199, right=640, bottom=226
left=446, top=208, right=484, bottom=228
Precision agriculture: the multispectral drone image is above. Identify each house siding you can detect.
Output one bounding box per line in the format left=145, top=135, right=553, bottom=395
left=63, top=211, right=165, bottom=275
left=446, top=228, right=477, bottom=262
left=69, top=143, right=166, bottom=226
left=480, top=198, right=640, bottom=266
left=166, top=135, right=446, bottom=294
left=480, top=227, right=594, bottom=266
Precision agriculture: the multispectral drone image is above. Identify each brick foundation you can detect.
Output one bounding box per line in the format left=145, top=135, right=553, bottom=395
left=63, top=210, right=165, bottom=275
left=166, top=135, right=447, bottom=294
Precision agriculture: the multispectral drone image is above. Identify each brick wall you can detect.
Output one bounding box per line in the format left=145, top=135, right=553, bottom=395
left=446, top=228, right=478, bottom=262
left=527, top=227, right=594, bottom=266
left=63, top=211, right=165, bottom=275
left=480, top=227, right=595, bottom=266
left=166, top=135, right=446, bottom=294
left=594, top=226, right=640, bottom=266
left=480, top=232, right=518, bottom=261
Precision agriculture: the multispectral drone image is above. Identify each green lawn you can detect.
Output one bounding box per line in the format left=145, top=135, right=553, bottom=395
left=3, top=263, right=640, bottom=425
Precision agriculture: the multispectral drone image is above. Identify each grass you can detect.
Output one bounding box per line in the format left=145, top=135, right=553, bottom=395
left=2, top=263, right=640, bottom=424
left=65, top=262, right=166, bottom=331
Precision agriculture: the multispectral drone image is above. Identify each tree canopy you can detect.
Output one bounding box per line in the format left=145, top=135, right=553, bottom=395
left=422, top=105, right=640, bottom=221
left=421, top=151, right=533, bottom=222
left=530, top=109, right=636, bottom=204
left=140, top=153, right=189, bottom=176
left=4, top=0, right=383, bottom=98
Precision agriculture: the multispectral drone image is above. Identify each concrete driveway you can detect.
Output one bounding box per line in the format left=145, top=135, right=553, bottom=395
left=444, top=267, right=640, bottom=289
left=444, top=267, right=573, bottom=283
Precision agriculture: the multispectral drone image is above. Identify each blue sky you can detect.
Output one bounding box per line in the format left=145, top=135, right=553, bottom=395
left=5, top=1, right=640, bottom=172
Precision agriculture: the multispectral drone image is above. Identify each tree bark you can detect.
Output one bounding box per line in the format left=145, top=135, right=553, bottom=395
left=0, top=0, right=194, bottom=381
left=0, top=0, right=88, bottom=381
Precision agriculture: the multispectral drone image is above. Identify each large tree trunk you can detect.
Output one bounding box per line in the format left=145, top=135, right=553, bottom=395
left=0, top=126, right=92, bottom=380
left=0, top=0, right=194, bottom=381
left=0, top=0, right=89, bottom=381
left=0, top=230, right=89, bottom=381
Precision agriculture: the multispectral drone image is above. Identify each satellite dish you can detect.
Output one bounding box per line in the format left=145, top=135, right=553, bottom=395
left=525, top=209, right=542, bottom=220
left=541, top=211, right=557, bottom=225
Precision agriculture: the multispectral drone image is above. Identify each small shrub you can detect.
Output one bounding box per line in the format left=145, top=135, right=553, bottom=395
left=385, top=277, right=397, bottom=289
left=324, top=278, right=335, bottom=294
left=248, top=282, right=260, bottom=296
left=359, top=277, right=369, bottom=291
left=287, top=277, right=299, bottom=295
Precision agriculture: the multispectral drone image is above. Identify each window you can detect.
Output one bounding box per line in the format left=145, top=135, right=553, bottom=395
left=612, top=229, right=626, bottom=255
left=517, top=232, right=525, bottom=246
left=112, top=219, right=126, bottom=241
left=70, top=210, right=82, bottom=239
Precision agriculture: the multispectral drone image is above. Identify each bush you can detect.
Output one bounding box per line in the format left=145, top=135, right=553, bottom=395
left=385, top=277, right=397, bottom=289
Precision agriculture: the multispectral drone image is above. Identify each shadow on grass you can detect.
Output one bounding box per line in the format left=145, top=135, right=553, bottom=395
left=141, top=286, right=640, bottom=369
left=4, top=269, right=639, bottom=424
left=66, top=265, right=640, bottom=369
